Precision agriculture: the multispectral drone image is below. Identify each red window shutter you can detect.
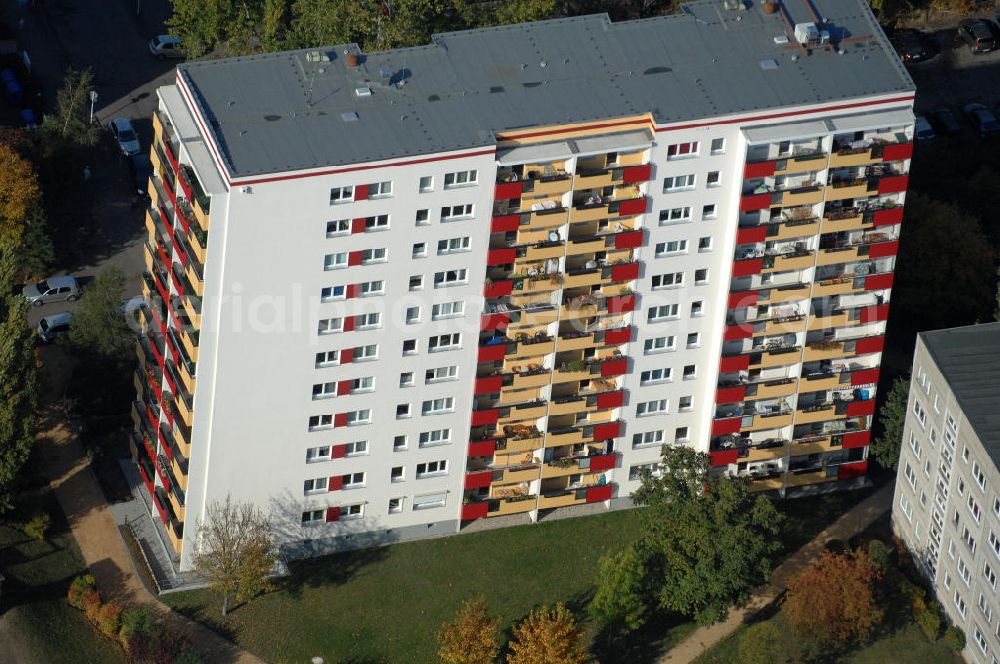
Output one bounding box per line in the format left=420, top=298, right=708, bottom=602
left=345, top=284, right=359, bottom=299
left=592, top=421, right=622, bottom=440
left=716, top=385, right=747, bottom=404
left=589, top=453, right=617, bottom=472
left=484, top=280, right=514, bottom=298
left=467, top=440, right=496, bottom=457
left=343, top=316, right=356, bottom=332
left=480, top=313, right=509, bottom=331
left=337, top=380, right=352, bottom=396
left=711, top=417, right=742, bottom=437
left=603, top=326, right=632, bottom=345
left=846, top=399, right=876, bottom=417
left=614, top=230, right=644, bottom=250
left=600, top=359, right=628, bottom=377
left=494, top=181, right=523, bottom=200
left=333, top=412, right=348, bottom=428
left=735, top=225, right=768, bottom=245
left=331, top=444, right=347, bottom=459
left=610, top=262, right=639, bottom=282
left=724, top=324, right=753, bottom=341
left=732, top=258, right=763, bottom=277
left=487, top=248, right=516, bottom=266
left=739, top=192, right=772, bottom=212
left=353, top=186, right=368, bottom=201
left=461, top=502, right=489, bottom=520
left=351, top=218, right=366, bottom=234
left=326, top=506, right=341, bottom=521
left=854, top=336, right=885, bottom=355
left=596, top=390, right=624, bottom=410
left=348, top=251, right=362, bottom=266
left=850, top=368, right=880, bottom=387
left=464, top=471, right=493, bottom=489
left=877, top=175, right=909, bottom=195
left=841, top=431, right=871, bottom=449
left=728, top=291, right=757, bottom=309
left=328, top=475, right=344, bottom=491
left=864, top=273, right=894, bottom=291
left=709, top=449, right=739, bottom=467
left=743, top=160, right=776, bottom=178
left=616, top=197, right=647, bottom=217
left=881, top=142, right=913, bottom=162
left=719, top=354, right=750, bottom=373
left=872, top=207, right=903, bottom=227
left=339, top=348, right=353, bottom=364
left=837, top=461, right=868, bottom=480
left=621, top=164, right=652, bottom=184
left=470, top=409, right=499, bottom=426
left=585, top=484, right=613, bottom=503
left=477, top=344, right=506, bottom=362
left=868, top=241, right=898, bottom=259
left=474, top=376, right=504, bottom=394
left=490, top=214, right=521, bottom=233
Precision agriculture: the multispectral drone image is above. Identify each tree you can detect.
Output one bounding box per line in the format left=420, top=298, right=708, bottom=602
left=437, top=596, right=501, bottom=664
left=590, top=545, right=650, bottom=630
left=192, top=495, right=277, bottom=616
left=0, top=143, right=41, bottom=248
left=507, top=603, right=587, bottom=664
left=994, top=265, right=1000, bottom=323
left=41, top=68, right=100, bottom=149
left=784, top=549, right=884, bottom=647
left=871, top=375, right=908, bottom=471
left=736, top=621, right=784, bottom=664
left=66, top=266, right=132, bottom=360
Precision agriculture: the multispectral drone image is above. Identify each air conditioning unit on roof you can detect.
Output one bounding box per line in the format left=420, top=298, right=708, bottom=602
left=794, top=22, right=820, bottom=45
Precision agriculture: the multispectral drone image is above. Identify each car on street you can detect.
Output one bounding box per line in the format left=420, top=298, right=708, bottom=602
left=36, top=311, right=73, bottom=343
left=891, top=28, right=933, bottom=62
left=932, top=107, right=962, bottom=135
left=22, top=276, right=80, bottom=306
left=109, top=117, right=140, bottom=156
left=963, top=103, right=1000, bottom=137
left=957, top=19, right=998, bottom=54
left=914, top=115, right=935, bottom=141
left=149, top=35, right=184, bottom=60
left=128, top=153, right=153, bottom=203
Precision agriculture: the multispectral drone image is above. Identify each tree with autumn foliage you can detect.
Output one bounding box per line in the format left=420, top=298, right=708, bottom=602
left=0, top=143, right=41, bottom=248
left=507, top=603, right=588, bottom=664
left=437, top=596, right=501, bottom=664
left=784, top=548, right=884, bottom=648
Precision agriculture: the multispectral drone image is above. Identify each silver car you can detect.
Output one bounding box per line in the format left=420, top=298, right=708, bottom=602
left=37, top=311, right=72, bottom=343
left=109, top=117, right=140, bottom=156
left=22, top=275, right=80, bottom=306
left=149, top=35, right=184, bottom=60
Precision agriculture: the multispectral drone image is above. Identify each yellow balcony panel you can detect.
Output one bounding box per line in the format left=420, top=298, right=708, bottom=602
left=147, top=178, right=160, bottom=210
left=181, top=329, right=199, bottom=363
left=516, top=227, right=554, bottom=245
left=778, top=188, right=824, bottom=207
left=748, top=476, right=784, bottom=492
left=495, top=465, right=540, bottom=484
left=790, top=437, right=834, bottom=456
left=135, top=338, right=147, bottom=369
left=826, top=182, right=871, bottom=201
left=802, top=342, right=845, bottom=362
left=152, top=111, right=164, bottom=143
left=498, top=405, right=547, bottom=426
left=747, top=379, right=798, bottom=400
left=556, top=333, right=599, bottom=352
left=767, top=252, right=814, bottom=272
left=193, top=198, right=210, bottom=232
left=559, top=303, right=598, bottom=321
left=759, top=349, right=802, bottom=368
left=564, top=270, right=602, bottom=289
left=512, top=308, right=558, bottom=327
left=517, top=276, right=563, bottom=294
left=801, top=373, right=850, bottom=392
left=574, top=171, right=616, bottom=189
left=812, top=278, right=857, bottom=297
left=746, top=443, right=789, bottom=463
left=829, top=149, right=877, bottom=168
left=545, top=428, right=585, bottom=447
left=538, top=491, right=586, bottom=509
left=565, top=238, right=606, bottom=256
left=489, top=496, right=537, bottom=516
left=759, top=285, right=811, bottom=306
left=763, top=316, right=806, bottom=336
left=182, top=295, right=202, bottom=328
left=822, top=214, right=868, bottom=233
left=571, top=204, right=611, bottom=224
left=551, top=368, right=591, bottom=384
left=742, top=412, right=793, bottom=432
left=144, top=209, right=158, bottom=242
left=524, top=244, right=564, bottom=261
left=184, top=264, right=204, bottom=297
left=808, top=311, right=849, bottom=331
left=133, top=370, right=144, bottom=397
left=795, top=405, right=838, bottom=424
left=173, top=424, right=191, bottom=458
left=166, top=522, right=183, bottom=553
left=171, top=457, right=189, bottom=491
left=773, top=221, right=820, bottom=241
left=549, top=398, right=589, bottom=417
left=507, top=339, right=555, bottom=359
left=506, top=371, right=551, bottom=390
left=529, top=177, right=572, bottom=197
left=175, top=395, right=193, bottom=428
left=816, top=247, right=863, bottom=266
left=526, top=208, right=568, bottom=229
left=786, top=469, right=837, bottom=487
left=167, top=488, right=186, bottom=521
left=178, top=360, right=196, bottom=394
left=774, top=152, right=828, bottom=175
left=496, top=436, right=543, bottom=455
left=189, top=229, right=207, bottom=264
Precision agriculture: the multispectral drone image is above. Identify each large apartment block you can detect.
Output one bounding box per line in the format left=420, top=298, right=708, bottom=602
left=130, top=0, right=915, bottom=571
left=892, top=323, right=1000, bottom=663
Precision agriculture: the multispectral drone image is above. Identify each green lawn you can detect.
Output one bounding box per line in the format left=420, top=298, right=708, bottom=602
left=0, top=490, right=125, bottom=664
left=163, top=487, right=875, bottom=664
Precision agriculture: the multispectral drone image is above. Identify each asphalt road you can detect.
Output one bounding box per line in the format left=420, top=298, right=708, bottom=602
left=904, top=27, right=1000, bottom=113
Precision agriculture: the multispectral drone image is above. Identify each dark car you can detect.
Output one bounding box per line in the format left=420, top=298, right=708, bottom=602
left=958, top=19, right=997, bottom=53
left=932, top=107, right=962, bottom=135
left=963, top=103, right=1000, bottom=137
left=128, top=153, right=152, bottom=202
left=891, top=29, right=932, bottom=62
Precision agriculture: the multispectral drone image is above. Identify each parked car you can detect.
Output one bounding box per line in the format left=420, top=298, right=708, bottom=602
left=22, top=276, right=80, bottom=306
left=891, top=28, right=933, bottom=62
left=109, top=117, right=140, bottom=156
left=914, top=115, right=935, bottom=141
left=37, top=312, right=72, bottom=343
left=1, top=69, right=22, bottom=104
left=128, top=153, right=153, bottom=202
left=932, top=107, right=962, bottom=135
left=963, top=103, right=1000, bottom=137
left=149, top=35, right=184, bottom=59
left=957, top=19, right=997, bottom=54
left=19, top=108, right=37, bottom=129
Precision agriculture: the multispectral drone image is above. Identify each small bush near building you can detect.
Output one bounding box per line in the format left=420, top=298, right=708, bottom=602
left=67, top=574, right=97, bottom=609
left=23, top=512, right=50, bottom=540
left=944, top=625, right=965, bottom=652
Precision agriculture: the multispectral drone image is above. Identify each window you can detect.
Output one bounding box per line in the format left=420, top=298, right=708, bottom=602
left=630, top=463, right=658, bottom=481
left=422, top=398, right=455, bottom=415
left=904, top=462, right=916, bottom=489
left=359, top=280, right=384, bottom=296
left=441, top=204, right=474, bottom=221
left=432, top=301, right=464, bottom=320
left=416, top=460, right=448, bottom=477
left=305, top=446, right=331, bottom=463
left=990, top=531, right=1000, bottom=558
left=654, top=239, right=688, bottom=255
left=341, top=504, right=364, bottom=520
left=955, top=590, right=967, bottom=618
left=303, top=477, right=328, bottom=493
left=710, top=138, right=726, bottom=154
left=648, top=304, right=680, bottom=322
left=987, top=562, right=998, bottom=589
left=318, top=318, right=343, bottom=335
left=315, top=350, right=340, bottom=367
left=429, top=333, right=461, bottom=352
left=326, top=219, right=350, bottom=236
left=663, top=174, right=696, bottom=192
left=388, top=497, right=404, bottom=513
left=960, top=556, right=972, bottom=586
left=683, top=364, right=696, bottom=379
left=400, top=372, right=415, bottom=388
left=302, top=509, right=325, bottom=525
left=632, top=430, right=664, bottom=448
left=356, top=312, right=381, bottom=329
left=350, top=377, right=374, bottom=393
left=344, top=440, right=367, bottom=456
left=659, top=207, right=692, bottom=225
left=425, top=366, right=458, bottom=383
left=415, top=209, right=430, bottom=225
left=364, top=214, right=389, bottom=231
left=419, top=429, right=451, bottom=447
left=321, top=285, right=345, bottom=302
left=368, top=181, right=392, bottom=197
left=405, top=307, right=420, bottom=324
left=913, top=399, right=927, bottom=427
left=637, top=399, right=668, bottom=416
left=329, top=186, right=353, bottom=203
left=963, top=446, right=970, bottom=464
left=308, top=414, right=333, bottom=431
left=909, top=432, right=922, bottom=459
left=346, top=409, right=371, bottom=425
left=393, top=435, right=408, bottom=451
left=391, top=466, right=405, bottom=482
left=698, top=236, right=712, bottom=251
left=975, top=624, right=989, bottom=654
left=974, top=461, right=987, bottom=491
left=396, top=404, right=411, bottom=419
left=361, top=248, right=387, bottom=264
left=651, top=272, right=683, bottom=289
left=706, top=171, right=720, bottom=187
left=413, top=491, right=448, bottom=510
left=644, top=336, right=675, bottom=354
left=640, top=368, right=672, bottom=385
left=679, top=395, right=693, bottom=411
left=686, top=333, right=700, bottom=348
left=444, top=169, right=477, bottom=188
left=970, top=494, right=983, bottom=523
left=412, top=243, right=427, bottom=258
left=434, top=269, right=468, bottom=287
left=437, top=237, right=471, bottom=254
left=702, top=204, right=717, bottom=220
left=312, top=382, right=336, bottom=399
left=402, top=339, right=417, bottom=355
left=694, top=269, right=709, bottom=284
left=899, top=493, right=914, bottom=521
left=409, top=275, right=424, bottom=291
left=667, top=141, right=699, bottom=159
left=675, top=426, right=689, bottom=442
left=344, top=472, right=366, bottom=488
left=354, top=344, right=378, bottom=361
left=324, top=253, right=347, bottom=270
left=419, top=175, right=433, bottom=192
left=691, top=300, right=704, bottom=316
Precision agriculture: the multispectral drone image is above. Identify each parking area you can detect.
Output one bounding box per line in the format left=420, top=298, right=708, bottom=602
left=899, top=25, right=1000, bottom=115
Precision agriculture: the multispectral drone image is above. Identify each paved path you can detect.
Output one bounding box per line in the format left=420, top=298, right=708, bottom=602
left=35, top=358, right=266, bottom=664
left=659, top=482, right=895, bottom=664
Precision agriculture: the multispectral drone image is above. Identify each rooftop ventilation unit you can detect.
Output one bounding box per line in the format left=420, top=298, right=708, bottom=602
left=794, top=22, right=820, bottom=44
left=341, top=112, right=359, bottom=122
left=773, top=35, right=789, bottom=45
left=355, top=86, right=373, bottom=97
left=305, top=51, right=330, bottom=63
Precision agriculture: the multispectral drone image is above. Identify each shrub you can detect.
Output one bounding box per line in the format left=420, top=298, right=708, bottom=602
left=915, top=605, right=942, bottom=642
left=67, top=574, right=97, bottom=609
left=867, top=539, right=891, bottom=576
left=174, top=650, right=206, bottom=664
left=23, top=512, right=50, bottom=540
left=96, top=602, right=123, bottom=637
left=119, top=606, right=154, bottom=644
left=82, top=589, right=103, bottom=622
left=944, top=625, right=966, bottom=651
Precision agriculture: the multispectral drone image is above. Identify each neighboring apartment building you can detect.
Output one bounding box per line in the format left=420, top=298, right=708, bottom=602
left=893, top=323, right=1000, bottom=664
left=130, top=0, right=916, bottom=572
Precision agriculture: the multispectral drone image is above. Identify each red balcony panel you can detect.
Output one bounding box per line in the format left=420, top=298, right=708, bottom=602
left=351, top=218, right=366, bottom=234
left=740, top=192, right=772, bottom=212
left=475, top=375, right=504, bottom=394
left=340, top=348, right=354, bottom=364
left=716, top=385, right=747, bottom=404
left=331, top=444, right=348, bottom=459
left=728, top=291, right=757, bottom=309
left=732, top=258, right=763, bottom=277
left=736, top=225, right=768, bottom=245
left=744, top=160, right=777, bottom=178
left=464, top=471, right=493, bottom=490
left=854, top=336, right=885, bottom=355
left=864, top=273, right=894, bottom=291
left=614, top=230, right=644, bottom=250
left=337, top=379, right=352, bottom=396
left=851, top=368, right=880, bottom=387
left=467, top=440, right=496, bottom=457
left=593, top=421, right=622, bottom=440
left=877, top=175, right=909, bottom=195
left=600, top=359, right=628, bottom=378
left=345, top=283, right=359, bottom=299
left=478, top=344, right=507, bottom=363
left=325, top=506, right=341, bottom=522
left=841, top=430, right=871, bottom=449
left=491, top=214, right=522, bottom=233
left=881, top=142, right=913, bottom=162
left=471, top=409, right=499, bottom=426
left=586, top=484, right=613, bottom=503
left=610, top=262, right=640, bottom=282
left=622, top=163, right=652, bottom=184
left=596, top=390, right=624, bottom=410
left=333, top=412, right=348, bottom=428
left=487, top=248, right=516, bottom=266
left=724, top=324, right=753, bottom=341
left=709, top=449, right=739, bottom=467
left=719, top=354, right=750, bottom=373
left=872, top=207, right=904, bottom=227
left=342, top=316, right=356, bottom=332
left=603, top=326, right=632, bottom=345
left=480, top=313, right=509, bottom=331
left=353, top=186, right=368, bottom=201
left=162, top=139, right=179, bottom=172
left=860, top=304, right=889, bottom=324
left=348, top=250, right=362, bottom=266
left=494, top=181, right=524, bottom=200
left=328, top=475, right=344, bottom=491
left=711, top=417, right=742, bottom=437
left=837, top=460, right=868, bottom=480
left=589, top=453, right=617, bottom=472
left=461, top=502, right=490, bottom=520
left=616, top=197, right=648, bottom=217
left=868, top=241, right=898, bottom=259
left=484, top=279, right=514, bottom=298
left=606, top=294, right=636, bottom=314
left=846, top=399, right=876, bottom=417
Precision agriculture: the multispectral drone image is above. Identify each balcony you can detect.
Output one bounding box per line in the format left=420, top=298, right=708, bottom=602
left=828, top=145, right=879, bottom=168
left=811, top=276, right=860, bottom=297
left=757, top=284, right=811, bottom=305
left=825, top=177, right=876, bottom=201
left=774, top=150, right=828, bottom=175
left=489, top=495, right=537, bottom=516
left=541, top=452, right=617, bottom=478
left=763, top=250, right=815, bottom=273
left=493, top=464, right=541, bottom=485
left=537, top=483, right=614, bottom=509
left=786, top=467, right=838, bottom=487
left=822, top=209, right=869, bottom=233
left=789, top=435, right=837, bottom=456
left=795, top=402, right=845, bottom=425
left=494, top=433, right=544, bottom=455
left=182, top=293, right=202, bottom=328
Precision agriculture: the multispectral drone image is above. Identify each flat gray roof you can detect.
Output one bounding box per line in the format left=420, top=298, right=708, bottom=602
left=178, top=0, right=914, bottom=178
left=921, top=323, right=1000, bottom=467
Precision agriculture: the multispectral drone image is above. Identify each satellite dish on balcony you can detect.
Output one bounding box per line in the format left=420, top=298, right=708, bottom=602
left=548, top=230, right=561, bottom=242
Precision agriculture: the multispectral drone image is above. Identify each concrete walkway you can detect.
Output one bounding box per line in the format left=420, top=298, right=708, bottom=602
left=659, top=482, right=895, bottom=664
